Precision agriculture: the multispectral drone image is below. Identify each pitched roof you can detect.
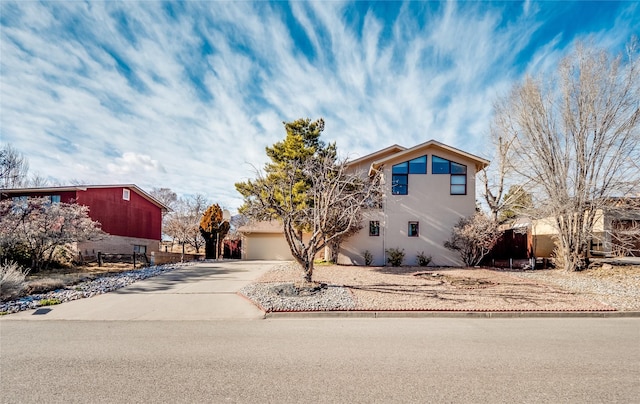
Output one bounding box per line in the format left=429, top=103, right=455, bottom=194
left=369, top=139, right=490, bottom=174
left=346, top=144, right=407, bottom=167
left=237, top=220, right=284, bottom=234
left=0, top=184, right=170, bottom=211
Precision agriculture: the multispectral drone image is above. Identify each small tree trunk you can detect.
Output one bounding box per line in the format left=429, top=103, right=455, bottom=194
left=303, top=260, right=313, bottom=283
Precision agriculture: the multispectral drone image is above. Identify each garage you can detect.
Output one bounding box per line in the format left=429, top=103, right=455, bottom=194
left=238, top=222, right=293, bottom=260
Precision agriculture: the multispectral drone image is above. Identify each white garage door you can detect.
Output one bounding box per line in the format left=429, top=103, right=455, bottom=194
left=244, top=233, right=293, bottom=260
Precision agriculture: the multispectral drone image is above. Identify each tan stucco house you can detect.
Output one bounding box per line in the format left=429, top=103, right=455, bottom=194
left=238, top=140, right=489, bottom=266
left=531, top=199, right=640, bottom=258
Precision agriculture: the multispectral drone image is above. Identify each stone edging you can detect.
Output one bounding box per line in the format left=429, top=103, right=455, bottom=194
left=264, top=310, right=640, bottom=319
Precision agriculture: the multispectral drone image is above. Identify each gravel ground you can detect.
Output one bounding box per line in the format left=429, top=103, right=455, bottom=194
left=0, top=262, right=194, bottom=315
left=508, top=265, right=640, bottom=311
left=241, top=262, right=639, bottom=312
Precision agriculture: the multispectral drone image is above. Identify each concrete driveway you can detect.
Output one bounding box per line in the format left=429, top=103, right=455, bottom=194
left=3, top=260, right=277, bottom=321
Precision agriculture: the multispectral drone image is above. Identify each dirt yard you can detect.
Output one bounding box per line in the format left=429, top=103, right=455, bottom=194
left=254, top=263, right=640, bottom=312
left=23, top=263, right=143, bottom=295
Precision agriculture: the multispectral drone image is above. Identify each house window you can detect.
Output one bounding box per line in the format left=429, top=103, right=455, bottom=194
left=392, top=162, right=408, bottom=195
left=408, top=155, right=427, bottom=174
left=451, top=175, right=467, bottom=195
left=369, top=221, right=380, bottom=236
left=408, top=221, right=419, bottom=237
left=123, top=188, right=130, bottom=201
left=432, top=156, right=451, bottom=174
left=11, top=196, right=28, bottom=211
left=432, top=156, right=467, bottom=195
left=451, top=162, right=466, bottom=174
left=133, top=245, right=147, bottom=254
left=50, top=195, right=61, bottom=204
left=391, top=174, right=408, bottom=195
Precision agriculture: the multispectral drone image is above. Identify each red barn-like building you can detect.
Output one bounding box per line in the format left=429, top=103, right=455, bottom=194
left=1, top=184, right=169, bottom=255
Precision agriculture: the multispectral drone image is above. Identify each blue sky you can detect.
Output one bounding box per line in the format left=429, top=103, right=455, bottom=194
left=1, top=1, right=638, bottom=211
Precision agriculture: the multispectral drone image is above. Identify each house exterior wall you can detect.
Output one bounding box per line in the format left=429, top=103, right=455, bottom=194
left=532, top=211, right=608, bottom=258
left=4, top=190, right=79, bottom=203
left=339, top=147, right=478, bottom=267
left=76, top=187, right=162, bottom=240
left=78, top=235, right=160, bottom=255
left=1, top=186, right=164, bottom=255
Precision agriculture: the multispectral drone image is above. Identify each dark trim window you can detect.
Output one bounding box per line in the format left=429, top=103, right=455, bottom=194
left=451, top=175, right=467, bottom=195
left=12, top=196, right=27, bottom=204
left=392, top=162, right=408, bottom=174
left=392, top=156, right=427, bottom=195
left=451, top=162, right=466, bottom=174
left=408, top=221, right=419, bottom=237
left=50, top=195, right=61, bottom=204
left=392, top=174, right=408, bottom=195
left=408, top=155, right=427, bottom=174
left=369, top=221, right=380, bottom=236
left=432, top=156, right=467, bottom=195
left=432, top=156, right=450, bottom=174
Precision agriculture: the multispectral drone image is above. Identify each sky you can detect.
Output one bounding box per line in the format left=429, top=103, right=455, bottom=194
left=1, top=1, right=638, bottom=212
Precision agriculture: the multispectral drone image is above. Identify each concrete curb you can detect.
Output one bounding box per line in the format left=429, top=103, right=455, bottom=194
left=264, top=310, right=640, bottom=319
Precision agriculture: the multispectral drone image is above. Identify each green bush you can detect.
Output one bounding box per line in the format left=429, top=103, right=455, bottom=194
left=0, top=261, right=29, bottom=301
left=363, top=250, right=373, bottom=266
left=39, top=298, right=62, bottom=306
left=416, top=252, right=432, bottom=267
left=386, top=248, right=405, bottom=267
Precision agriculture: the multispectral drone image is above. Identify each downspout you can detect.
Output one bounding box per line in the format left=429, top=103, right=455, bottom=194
left=382, top=168, right=387, bottom=267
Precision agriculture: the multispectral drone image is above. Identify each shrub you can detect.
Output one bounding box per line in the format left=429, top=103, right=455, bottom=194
left=39, top=298, right=62, bottom=306
left=24, top=279, right=67, bottom=295
left=386, top=248, right=405, bottom=267
left=0, top=261, right=29, bottom=301
left=363, top=250, right=373, bottom=266
left=416, top=252, right=432, bottom=267
left=444, top=212, right=501, bottom=267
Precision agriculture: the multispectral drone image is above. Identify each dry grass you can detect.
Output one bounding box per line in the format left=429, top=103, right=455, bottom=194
left=255, top=263, right=639, bottom=311
left=21, top=262, right=146, bottom=296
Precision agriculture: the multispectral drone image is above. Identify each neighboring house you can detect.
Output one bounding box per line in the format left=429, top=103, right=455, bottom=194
left=239, top=140, right=490, bottom=266
left=0, top=184, right=169, bottom=256
left=532, top=199, right=640, bottom=258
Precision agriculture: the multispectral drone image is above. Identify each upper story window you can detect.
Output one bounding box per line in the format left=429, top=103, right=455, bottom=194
left=392, top=162, right=408, bottom=195
left=432, top=155, right=467, bottom=195
left=392, top=162, right=408, bottom=174
left=391, top=173, right=408, bottom=195
left=451, top=175, right=467, bottom=195
left=408, top=156, right=427, bottom=174
left=123, top=188, right=130, bottom=201
left=391, top=155, right=427, bottom=195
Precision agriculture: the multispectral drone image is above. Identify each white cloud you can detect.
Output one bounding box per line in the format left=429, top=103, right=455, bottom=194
left=107, top=152, right=165, bottom=175
left=0, top=1, right=636, bottom=211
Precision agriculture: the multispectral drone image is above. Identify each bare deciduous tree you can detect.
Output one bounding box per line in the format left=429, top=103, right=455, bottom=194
left=444, top=212, right=501, bottom=266
left=150, top=188, right=178, bottom=212
left=492, top=41, right=640, bottom=271
left=163, top=194, right=209, bottom=255
left=479, top=129, right=534, bottom=223
left=0, top=144, right=29, bottom=189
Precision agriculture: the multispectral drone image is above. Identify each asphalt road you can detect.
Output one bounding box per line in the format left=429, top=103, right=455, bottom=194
left=1, top=318, right=639, bottom=403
